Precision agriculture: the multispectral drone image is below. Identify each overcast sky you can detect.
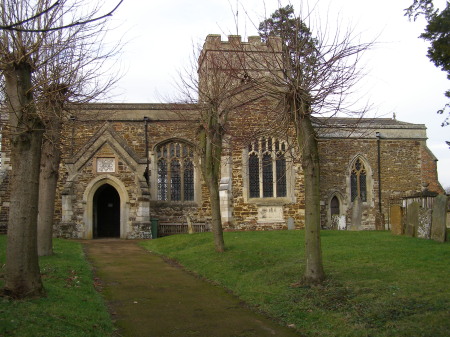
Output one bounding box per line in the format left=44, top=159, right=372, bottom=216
left=104, top=0, right=449, bottom=188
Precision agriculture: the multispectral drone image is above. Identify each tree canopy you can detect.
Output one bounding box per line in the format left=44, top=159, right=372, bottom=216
left=406, top=0, right=450, bottom=140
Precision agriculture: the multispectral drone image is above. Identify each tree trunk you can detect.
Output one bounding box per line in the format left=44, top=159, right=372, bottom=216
left=4, top=63, right=45, bottom=298
left=199, top=124, right=225, bottom=253
left=208, top=174, right=225, bottom=252
left=37, top=120, right=62, bottom=256
left=297, top=114, right=325, bottom=285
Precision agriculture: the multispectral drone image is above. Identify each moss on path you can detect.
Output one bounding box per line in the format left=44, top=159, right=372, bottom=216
left=83, top=240, right=300, bottom=337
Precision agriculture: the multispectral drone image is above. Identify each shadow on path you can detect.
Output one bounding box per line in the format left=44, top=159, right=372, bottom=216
left=83, top=240, right=300, bottom=337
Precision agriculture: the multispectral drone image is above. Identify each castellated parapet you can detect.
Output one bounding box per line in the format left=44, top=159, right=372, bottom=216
left=199, top=34, right=282, bottom=71
left=198, top=35, right=283, bottom=100
left=202, top=34, right=282, bottom=52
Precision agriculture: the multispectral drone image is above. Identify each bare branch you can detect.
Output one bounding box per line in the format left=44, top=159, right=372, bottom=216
left=0, top=0, right=123, bottom=32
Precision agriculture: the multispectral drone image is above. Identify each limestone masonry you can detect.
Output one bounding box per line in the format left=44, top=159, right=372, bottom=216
left=0, top=35, right=444, bottom=238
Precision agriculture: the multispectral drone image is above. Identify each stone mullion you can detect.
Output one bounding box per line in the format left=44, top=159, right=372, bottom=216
left=180, top=159, right=185, bottom=202
left=167, top=159, right=172, bottom=201
left=272, top=151, right=277, bottom=198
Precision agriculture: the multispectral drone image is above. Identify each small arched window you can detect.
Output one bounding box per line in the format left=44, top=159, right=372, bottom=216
left=330, top=196, right=340, bottom=216
left=351, top=158, right=367, bottom=202
left=156, top=141, right=194, bottom=201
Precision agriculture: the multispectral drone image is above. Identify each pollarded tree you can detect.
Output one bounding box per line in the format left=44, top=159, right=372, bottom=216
left=258, top=5, right=371, bottom=285
left=176, top=37, right=266, bottom=252
left=34, top=12, right=120, bottom=257
left=0, top=0, right=121, bottom=298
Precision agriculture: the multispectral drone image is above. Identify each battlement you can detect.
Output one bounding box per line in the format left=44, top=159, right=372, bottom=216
left=203, top=34, right=282, bottom=53
left=198, top=34, right=283, bottom=75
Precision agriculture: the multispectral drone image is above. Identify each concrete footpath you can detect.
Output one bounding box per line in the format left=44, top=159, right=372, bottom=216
left=83, top=240, right=300, bottom=337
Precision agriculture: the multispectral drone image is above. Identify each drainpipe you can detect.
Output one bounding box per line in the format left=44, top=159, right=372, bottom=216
left=70, top=115, right=76, bottom=156
left=144, top=116, right=150, bottom=186
left=376, top=132, right=382, bottom=214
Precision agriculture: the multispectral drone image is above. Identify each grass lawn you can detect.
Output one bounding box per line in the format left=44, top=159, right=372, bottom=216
left=0, top=236, right=114, bottom=337
left=141, top=230, right=450, bottom=337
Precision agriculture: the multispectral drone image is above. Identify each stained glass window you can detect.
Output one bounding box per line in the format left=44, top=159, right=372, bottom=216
left=170, top=160, right=181, bottom=201
left=351, top=158, right=367, bottom=202
left=262, top=153, right=273, bottom=197
left=157, top=159, right=167, bottom=200
left=184, top=160, right=194, bottom=201
left=156, top=141, right=195, bottom=202
left=248, top=138, right=287, bottom=199
left=249, top=153, right=260, bottom=198
left=276, top=156, right=287, bottom=197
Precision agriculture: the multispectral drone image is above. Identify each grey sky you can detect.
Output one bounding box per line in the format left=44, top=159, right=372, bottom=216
left=105, top=0, right=449, bottom=188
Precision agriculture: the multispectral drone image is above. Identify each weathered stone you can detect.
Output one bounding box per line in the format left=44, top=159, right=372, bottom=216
left=390, top=205, right=403, bottom=235
left=375, top=213, right=385, bottom=230
left=431, top=194, right=448, bottom=243
left=0, top=34, right=444, bottom=239
left=287, top=217, right=295, bottom=230
left=406, top=202, right=419, bottom=237
left=417, top=207, right=432, bottom=239
left=350, top=197, right=362, bottom=230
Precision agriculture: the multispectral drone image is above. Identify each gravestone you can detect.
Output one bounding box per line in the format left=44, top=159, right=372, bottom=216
left=350, top=197, right=362, bottom=230
left=287, top=217, right=295, bottom=230
left=330, top=215, right=339, bottom=229
left=375, top=213, right=385, bottom=230
left=186, top=215, right=194, bottom=234
left=338, top=215, right=346, bottom=230
left=390, top=205, right=403, bottom=235
left=417, top=208, right=432, bottom=239
left=405, top=201, right=419, bottom=237
left=431, top=194, right=448, bottom=243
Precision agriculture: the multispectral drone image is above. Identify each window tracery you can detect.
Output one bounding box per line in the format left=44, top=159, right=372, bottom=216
left=248, top=138, right=287, bottom=198
left=156, top=141, right=194, bottom=201
left=351, top=158, right=367, bottom=202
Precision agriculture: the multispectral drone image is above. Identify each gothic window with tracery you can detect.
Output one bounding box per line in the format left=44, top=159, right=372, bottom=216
left=248, top=138, right=287, bottom=198
left=156, top=141, right=195, bottom=201
left=351, top=158, right=367, bottom=202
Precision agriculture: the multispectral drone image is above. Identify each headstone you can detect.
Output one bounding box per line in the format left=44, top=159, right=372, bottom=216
left=405, top=201, right=419, bottom=237
left=417, top=208, right=432, bottom=239
left=186, top=215, right=194, bottom=234
left=350, top=197, right=362, bottom=230
left=431, top=195, right=448, bottom=243
left=375, top=213, right=385, bottom=230
left=331, top=215, right=339, bottom=229
left=338, top=215, right=346, bottom=230
left=287, top=217, right=295, bottom=230
left=390, top=205, right=403, bottom=235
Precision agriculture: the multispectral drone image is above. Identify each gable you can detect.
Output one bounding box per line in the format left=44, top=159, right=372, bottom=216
left=65, top=122, right=145, bottom=175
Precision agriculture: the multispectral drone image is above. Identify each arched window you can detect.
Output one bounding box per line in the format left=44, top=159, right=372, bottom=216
left=351, top=158, right=367, bottom=202
left=248, top=138, right=287, bottom=198
left=330, top=196, right=340, bottom=216
left=156, top=141, right=195, bottom=202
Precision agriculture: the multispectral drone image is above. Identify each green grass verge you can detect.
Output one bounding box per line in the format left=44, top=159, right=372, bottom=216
left=141, top=230, right=450, bottom=337
left=0, top=236, right=114, bottom=337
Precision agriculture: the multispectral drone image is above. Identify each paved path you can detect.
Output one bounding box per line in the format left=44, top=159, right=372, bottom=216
left=83, top=240, right=300, bottom=337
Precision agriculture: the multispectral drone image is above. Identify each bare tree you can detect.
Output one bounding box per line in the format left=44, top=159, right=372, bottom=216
left=0, top=0, right=121, bottom=298
left=0, top=0, right=123, bottom=32
left=255, top=5, right=372, bottom=285
left=175, top=37, right=266, bottom=252
left=34, top=12, right=120, bottom=257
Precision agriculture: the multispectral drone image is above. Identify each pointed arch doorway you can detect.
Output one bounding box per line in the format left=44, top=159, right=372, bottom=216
left=93, top=184, right=120, bottom=238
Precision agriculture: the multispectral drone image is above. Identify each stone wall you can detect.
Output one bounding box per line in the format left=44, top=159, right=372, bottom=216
left=317, top=120, right=443, bottom=230
left=0, top=36, right=444, bottom=238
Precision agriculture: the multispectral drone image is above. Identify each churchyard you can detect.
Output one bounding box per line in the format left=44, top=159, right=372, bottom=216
left=1, top=230, right=449, bottom=336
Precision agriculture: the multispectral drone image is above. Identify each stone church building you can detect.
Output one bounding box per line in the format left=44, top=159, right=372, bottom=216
left=0, top=35, right=444, bottom=239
